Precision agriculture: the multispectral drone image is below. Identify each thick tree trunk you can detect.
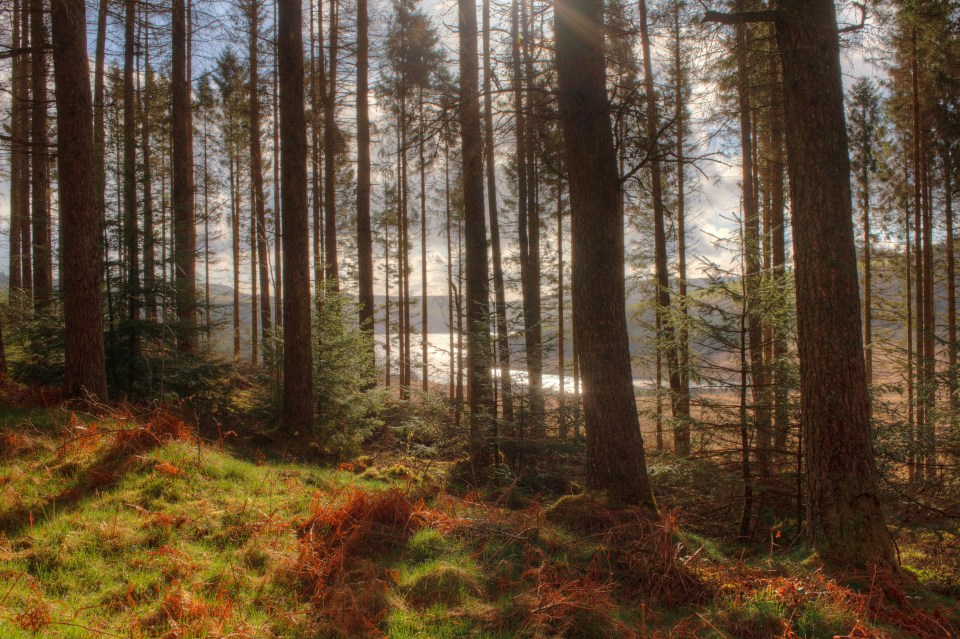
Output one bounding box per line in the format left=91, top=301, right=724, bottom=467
left=273, top=0, right=282, bottom=328
left=278, top=0, right=314, bottom=432
left=172, top=0, right=197, bottom=353
left=946, top=147, right=958, bottom=433
left=773, top=0, right=895, bottom=568
left=51, top=0, right=108, bottom=400
left=31, top=0, right=52, bottom=311
left=555, top=0, right=655, bottom=508
left=458, top=0, right=496, bottom=479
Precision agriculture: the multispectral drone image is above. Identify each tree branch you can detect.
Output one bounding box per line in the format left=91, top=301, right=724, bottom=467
left=838, top=2, right=867, bottom=34
left=702, top=9, right=777, bottom=26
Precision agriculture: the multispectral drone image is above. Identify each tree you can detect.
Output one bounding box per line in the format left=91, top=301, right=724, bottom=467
left=847, top=77, right=882, bottom=388
left=278, top=0, right=314, bottom=432
left=555, top=0, right=655, bottom=507
left=51, top=0, right=108, bottom=400
left=31, top=0, right=52, bottom=311
left=123, top=0, right=140, bottom=323
left=248, top=0, right=272, bottom=356
left=356, top=0, right=375, bottom=346
left=458, top=0, right=495, bottom=479
left=172, top=0, right=198, bottom=353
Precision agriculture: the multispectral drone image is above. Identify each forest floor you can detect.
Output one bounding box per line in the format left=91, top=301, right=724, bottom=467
left=0, top=395, right=958, bottom=638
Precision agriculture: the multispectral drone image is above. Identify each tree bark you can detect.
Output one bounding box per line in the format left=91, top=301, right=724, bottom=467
left=483, top=0, right=514, bottom=424
left=458, top=0, right=496, bottom=479
left=555, top=0, right=655, bottom=507
left=278, top=0, right=314, bottom=432
left=51, top=0, right=108, bottom=400
left=773, top=0, right=895, bottom=567
left=249, top=0, right=272, bottom=354
left=356, top=0, right=375, bottom=342
left=324, top=0, right=340, bottom=289
left=172, top=0, right=197, bottom=353
left=31, top=0, right=52, bottom=311
left=639, top=0, right=689, bottom=454
left=123, top=0, right=140, bottom=322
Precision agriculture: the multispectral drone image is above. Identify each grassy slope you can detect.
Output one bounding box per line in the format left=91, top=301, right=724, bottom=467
left=0, top=405, right=956, bottom=638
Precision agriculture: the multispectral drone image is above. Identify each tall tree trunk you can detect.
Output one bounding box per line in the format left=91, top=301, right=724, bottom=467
left=921, top=136, right=936, bottom=480
left=458, top=0, right=496, bottom=479
left=31, top=0, right=52, bottom=311
left=674, top=0, right=691, bottom=439
left=273, top=0, right=282, bottom=328
left=946, top=147, right=957, bottom=434
left=736, top=20, right=771, bottom=479
left=862, top=157, right=872, bottom=388
left=278, top=0, right=314, bottom=432
left=356, top=0, right=374, bottom=342
left=639, top=0, right=688, bottom=454
left=18, top=0, right=32, bottom=300
left=519, top=0, right=545, bottom=462
left=251, top=183, right=260, bottom=365
left=555, top=0, right=655, bottom=507
left=420, top=89, right=429, bottom=393
left=249, top=0, right=272, bottom=353
left=310, top=0, right=323, bottom=292
left=483, top=0, right=514, bottom=424
left=911, top=29, right=925, bottom=478
left=772, top=0, right=895, bottom=567
left=446, top=143, right=455, bottom=399
left=323, top=0, right=340, bottom=289
left=557, top=177, right=567, bottom=440
left=123, top=0, right=140, bottom=322
left=9, top=0, right=24, bottom=296
left=172, top=0, right=197, bottom=353
left=51, top=0, right=108, bottom=400
left=141, top=17, right=157, bottom=322
left=768, top=50, right=789, bottom=456
left=231, top=153, right=241, bottom=359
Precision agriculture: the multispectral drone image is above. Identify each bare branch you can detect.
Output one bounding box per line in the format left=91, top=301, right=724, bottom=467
left=702, top=9, right=777, bottom=26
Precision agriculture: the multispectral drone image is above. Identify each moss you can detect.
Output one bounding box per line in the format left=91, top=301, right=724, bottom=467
left=543, top=493, right=616, bottom=534
left=407, top=528, right=450, bottom=563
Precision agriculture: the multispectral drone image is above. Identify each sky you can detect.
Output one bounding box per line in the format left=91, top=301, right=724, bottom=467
left=0, top=1, right=883, bottom=299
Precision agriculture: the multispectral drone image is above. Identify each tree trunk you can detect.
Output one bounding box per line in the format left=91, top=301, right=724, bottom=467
left=172, top=0, right=197, bottom=353
left=324, top=0, right=340, bottom=289
left=124, top=0, right=140, bottom=322
left=946, top=147, right=957, bottom=434
left=555, top=0, right=655, bottom=508
left=31, top=0, right=52, bottom=311
left=458, top=0, right=496, bottom=479
left=356, top=0, right=374, bottom=342
left=51, top=0, right=108, bottom=400
left=773, top=0, right=895, bottom=568
left=9, top=0, right=25, bottom=296
left=278, top=0, right=314, bottom=432
left=419, top=89, right=429, bottom=392
left=639, top=0, right=688, bottom=454
left=141, top=16, right=157, bottom=323
left=249, top=0, right=272, bottom=354
left=483, top=0, right=514, bottom=425
left=736, top=20, right=771, bottom=479
left=18, top=0, right=32, bottom=300
left=231, top=152, right=241, bottom=359
left=273, top=0, right=282, bottom=328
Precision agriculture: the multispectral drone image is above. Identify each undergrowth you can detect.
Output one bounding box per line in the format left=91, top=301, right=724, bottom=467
left=0, top=401, right=957, bottom=638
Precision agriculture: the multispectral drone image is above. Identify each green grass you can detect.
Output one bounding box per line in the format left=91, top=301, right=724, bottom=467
left=2, top=405, right=957, bottom=638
